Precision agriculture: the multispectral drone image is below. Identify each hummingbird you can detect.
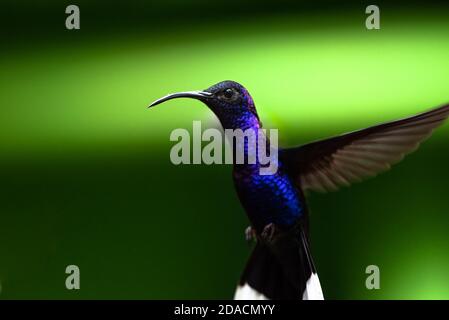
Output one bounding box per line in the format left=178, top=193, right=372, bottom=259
left=148, top=80, right=449, bottom=300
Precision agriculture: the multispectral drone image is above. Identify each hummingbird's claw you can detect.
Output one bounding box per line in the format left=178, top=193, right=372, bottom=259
left=260, top=223, right=279, bottom=244
left=245, top=226, right=256, bottom=243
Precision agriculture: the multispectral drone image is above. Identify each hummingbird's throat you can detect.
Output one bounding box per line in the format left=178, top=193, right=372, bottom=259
left=169, top=120, right=279, bottom=175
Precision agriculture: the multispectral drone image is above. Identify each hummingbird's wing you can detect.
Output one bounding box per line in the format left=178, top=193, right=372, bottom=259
left=280, top=104, right=449, bottom=193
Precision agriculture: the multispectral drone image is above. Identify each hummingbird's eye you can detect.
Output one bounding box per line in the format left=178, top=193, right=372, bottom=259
left=220, top=88, right=239, bottom=102
left=224, top=88, right=234, bottom=99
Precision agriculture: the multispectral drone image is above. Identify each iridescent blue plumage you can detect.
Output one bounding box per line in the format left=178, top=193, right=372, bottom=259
left=204, top=81, right=305, bottom=231
left=233, top=161, right=304, bottom=231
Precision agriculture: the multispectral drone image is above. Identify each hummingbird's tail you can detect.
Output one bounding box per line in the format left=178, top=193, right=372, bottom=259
left=234, top=225, right=324, bottom=300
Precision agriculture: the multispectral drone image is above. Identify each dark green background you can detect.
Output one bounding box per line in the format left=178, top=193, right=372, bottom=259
left=1, top=1, right=448, bottom=299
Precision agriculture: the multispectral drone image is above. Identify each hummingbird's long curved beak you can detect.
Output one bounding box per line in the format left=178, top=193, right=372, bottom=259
left=148, top=91, right=212, bottom=108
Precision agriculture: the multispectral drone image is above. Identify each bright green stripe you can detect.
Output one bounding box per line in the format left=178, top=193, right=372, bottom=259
left=1, top=13, right=448, bottom=155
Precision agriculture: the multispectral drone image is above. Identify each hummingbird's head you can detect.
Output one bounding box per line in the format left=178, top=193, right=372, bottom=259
left=148, top=80, right=260, bottom=129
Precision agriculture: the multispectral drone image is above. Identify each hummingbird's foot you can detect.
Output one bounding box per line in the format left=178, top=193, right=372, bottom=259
left=260, top=223, right=279, bottom=243
left=245, top=226, right=256, bottom=243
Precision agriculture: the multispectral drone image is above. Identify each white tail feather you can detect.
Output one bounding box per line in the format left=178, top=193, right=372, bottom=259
left=234, top=273, right=324, bottom=300
left=302, top=273, right=324, bottom=300
left=234, top=283, right=268, bottom=300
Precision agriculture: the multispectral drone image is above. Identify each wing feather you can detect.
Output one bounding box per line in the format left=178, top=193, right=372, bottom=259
left=281, top=104, right=449, bottom=193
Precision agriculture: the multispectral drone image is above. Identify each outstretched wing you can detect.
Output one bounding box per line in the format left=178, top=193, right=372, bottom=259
left=280, top=104, right=449, bottom=193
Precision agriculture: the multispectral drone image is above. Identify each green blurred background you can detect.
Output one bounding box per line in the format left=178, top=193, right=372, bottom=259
left=1, top=0, right=448, bottom=299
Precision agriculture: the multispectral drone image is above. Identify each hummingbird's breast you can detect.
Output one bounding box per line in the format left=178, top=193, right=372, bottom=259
left=233, top=162, right=305, bottom=232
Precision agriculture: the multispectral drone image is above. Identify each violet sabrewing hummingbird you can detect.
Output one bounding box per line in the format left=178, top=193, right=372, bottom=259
left=148, top=80, right=449, bottom=300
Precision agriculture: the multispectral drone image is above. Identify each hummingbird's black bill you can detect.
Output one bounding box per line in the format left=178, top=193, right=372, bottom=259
left=148, top=91, right=212, bottom=108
